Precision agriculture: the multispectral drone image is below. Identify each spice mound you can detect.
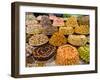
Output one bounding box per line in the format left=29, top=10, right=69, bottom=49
left=29, top=34, right=49, bottom=46
left=49, top=32, right=67, bottom=46
left=75, top=25, right=89, bottom=35
left=78, top=45, right=90, bottom=63
left=33, top=44, right=56, bottom=62
left=68, top=35, right=87, bottom=46
left=55, top=44, right=79, bottom=65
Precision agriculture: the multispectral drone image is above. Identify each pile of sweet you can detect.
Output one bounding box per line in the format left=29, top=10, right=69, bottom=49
left=25, top=13, right=90, bottom=67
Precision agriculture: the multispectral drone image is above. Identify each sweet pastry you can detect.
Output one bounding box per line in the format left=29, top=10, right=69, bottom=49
left=75, top=25, right=89, bottom=35
left=55, top=44, right=79, bottom=65
left=66, top=16, right=79, bottom=28
left=25, top=19, right=38, bottom=25
left=25, top=13, right=38, bottom=25
left=78, top=16, right=89, bottom=25
left=78, top=45, right=90, bottom=63
left=68, top=35, right=87, bottom=46
left=37, top=15, right=42, bottom=20
left=49, top=14, right=57, bottom=20
left=53, top=17, right=64, bottom=26
left=26, top=24, right=44, bottom=34
left=26, top=43, right=36, bottom=57
left=26, top=34, right=33, bottom=43
left=25, top=13, right=36, bottom=20
left=59, top=27, right=74, bottom=35
left=33, top=43, right=56, bottom=62
left=43, top=26, right=58, bottom=35
left=29, top=34, right=49, bottom=46
left=40, top=15, right=58, bottom=35
left=49, top=32, right=67, bottom=46
left=26, top=55, right=34, bottom=64
left=40, top=15, right=52, bottom=28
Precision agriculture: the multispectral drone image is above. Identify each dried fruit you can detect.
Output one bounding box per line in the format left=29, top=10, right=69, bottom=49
left=55, top=44, right=79, bottom=65
left=78, top=45, right=90, bottom=63
left=68, top=35, right=87, bottom=46
left=75, top=25, right=89, bottom=35
left=49, top=32, right=67, bottom=46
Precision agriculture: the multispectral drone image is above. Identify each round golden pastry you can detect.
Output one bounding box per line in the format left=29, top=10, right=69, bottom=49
left=29, top=34, right=49, bottom=46
left=55, top=44, right=79, bottom=65
left=75, top=25, right=89, bottom=35
left=49, top=32, right=67, bottom=46
left=66, top=16, right=79, bottom=28
left=59, top=26, right=74, bottom=35
left=68, top=35, right=87, bottom=46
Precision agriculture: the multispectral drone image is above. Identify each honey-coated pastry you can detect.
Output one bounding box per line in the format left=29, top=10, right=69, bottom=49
left=66, top=16, right=79, bottom=28
left=33, top=44, right=56, bottom=62
left=68, top=35, right=87, bottom=46
left=59, top=27, right=74, bottom=35
left=49, top=32, right=67, bottom=46
left=55, top=44, right=79, bottom=65
left=75, top=25, right=89, bottom=35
